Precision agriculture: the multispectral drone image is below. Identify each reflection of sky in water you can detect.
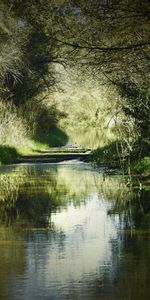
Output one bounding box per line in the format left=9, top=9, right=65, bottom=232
left=21, top=192, right=119, bottom=300
left=1, top=162, right=149, bottom=300
left=48, top=193, right=117, bottom=280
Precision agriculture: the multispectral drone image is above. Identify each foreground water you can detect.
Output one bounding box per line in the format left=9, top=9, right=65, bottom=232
left=0, top=161, right=150, bottom=300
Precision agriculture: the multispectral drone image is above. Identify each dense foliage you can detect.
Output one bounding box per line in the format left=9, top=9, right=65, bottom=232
left=0, top=0, right=149, bottom=167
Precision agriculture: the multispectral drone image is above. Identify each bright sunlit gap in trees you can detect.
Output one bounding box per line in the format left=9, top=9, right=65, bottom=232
left=53, top=64, right=118, bottom=149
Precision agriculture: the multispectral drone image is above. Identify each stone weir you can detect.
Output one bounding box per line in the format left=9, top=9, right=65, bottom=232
left=16, top=152, right=91, bottom=164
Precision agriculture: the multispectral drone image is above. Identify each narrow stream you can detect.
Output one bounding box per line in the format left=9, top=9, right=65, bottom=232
left=0, top=161, right=150, bottom=300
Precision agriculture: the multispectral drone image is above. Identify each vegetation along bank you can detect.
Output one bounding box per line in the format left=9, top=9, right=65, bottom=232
left=0, top=0, right=149, bottom=177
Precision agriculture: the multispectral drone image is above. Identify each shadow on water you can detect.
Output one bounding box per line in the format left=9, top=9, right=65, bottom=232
left=0, top=162, right=150, bottom=300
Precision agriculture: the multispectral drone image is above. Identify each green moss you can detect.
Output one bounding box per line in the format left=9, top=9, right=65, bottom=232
left=0, top=145, right=19, bottom=164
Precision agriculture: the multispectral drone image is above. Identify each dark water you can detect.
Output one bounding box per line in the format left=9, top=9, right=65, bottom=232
left=0, top=161, right=150, bottom=300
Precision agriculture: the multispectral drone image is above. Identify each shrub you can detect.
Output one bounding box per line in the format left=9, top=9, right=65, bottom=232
left=0, top=100, right=28, bottom=147
left=0, top=145, right=19, bottom=164
left=91, top=141, right=121, bottom=164
left=131, top=157, right=150, bottom=175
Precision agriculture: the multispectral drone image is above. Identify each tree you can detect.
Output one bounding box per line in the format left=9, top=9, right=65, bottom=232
left=53, top=0, right=150, bottom=156
left=0, top=0, right=149, bottom=156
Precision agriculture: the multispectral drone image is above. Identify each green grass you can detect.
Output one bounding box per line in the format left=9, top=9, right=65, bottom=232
left=0, top=145, right=19, bottom=164
left=15, top=127, right=68, bottom=156
left=4, top=125, right=69, bottom=157
left=8, top=127, right=85, bottom=158
left=17, top=142, right=50, bottom=156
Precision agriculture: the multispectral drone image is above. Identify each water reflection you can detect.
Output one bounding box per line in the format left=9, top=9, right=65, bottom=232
left=0, top=162, right=150, bottom=300
left=66, top=127, right=115, bottom=149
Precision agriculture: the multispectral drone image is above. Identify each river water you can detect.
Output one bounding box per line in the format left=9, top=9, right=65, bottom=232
left=0, top=161, right=150, bottom=300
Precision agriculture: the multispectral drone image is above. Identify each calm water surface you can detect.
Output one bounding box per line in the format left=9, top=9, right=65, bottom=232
left=0, top=161, right=150, bottom=300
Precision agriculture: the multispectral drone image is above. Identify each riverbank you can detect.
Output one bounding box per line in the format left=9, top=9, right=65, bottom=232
left=0, top=124, right=69, bottom=164
left=0, top=143, right=91, bottom=165
left=89, top=143, right=150, bottom=179
left=16, top=152, right=91, bottom=164
left=0, top=142, right=149, bottom=182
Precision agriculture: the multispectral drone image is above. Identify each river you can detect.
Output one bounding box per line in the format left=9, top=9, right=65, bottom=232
left=0, top=161, right=150, bottom=300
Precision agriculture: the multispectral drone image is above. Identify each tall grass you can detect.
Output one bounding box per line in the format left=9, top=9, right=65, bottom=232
left=0, top=100, right=36, bottom=163
left=0, top=100, right=28, bottom=147
left=0, top=99, right=68, bottom=163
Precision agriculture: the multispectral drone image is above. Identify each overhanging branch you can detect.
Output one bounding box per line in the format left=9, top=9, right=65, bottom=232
left=56, top=39, right=150, bottom=52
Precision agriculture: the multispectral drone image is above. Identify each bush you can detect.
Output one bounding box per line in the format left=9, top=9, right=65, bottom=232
left=131, top=157, right=150, bottom=175
left=91, top=141, right=121, bottom=164
left=0, top=100, right=28, bottom=147
left=0, top=145, right=19, bottom=164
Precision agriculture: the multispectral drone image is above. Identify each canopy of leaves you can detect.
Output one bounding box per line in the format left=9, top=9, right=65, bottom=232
left=0, top=0, right=149, bottom=156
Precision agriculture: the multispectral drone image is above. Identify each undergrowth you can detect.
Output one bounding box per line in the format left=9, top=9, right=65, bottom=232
left=0, top=145, right=19, bottom=164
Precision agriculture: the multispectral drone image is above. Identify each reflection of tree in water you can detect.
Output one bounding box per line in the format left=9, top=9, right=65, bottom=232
left=0, top=164, right=92, bottom=227
left=66, top=127, right=113, bottom=149
left=0, top=165, right=65, bottom=227
left=113, top=233, right=150, bottom=300
left=103, top=225, right=150, bottom=300
left=93, top=173, right=150, bottom=230
left=81, top=231, right=150, bottom=300
left=92, top=175, right=150, bottom=299
left=123, top=189, right=150, bottom=229
left=0, top=164, right=150, bottom=300
left=108, top=188, right=150, bottom=230
left=0, top=227, right=26, bottom=300
left=0, top=164, right=150, bottom=229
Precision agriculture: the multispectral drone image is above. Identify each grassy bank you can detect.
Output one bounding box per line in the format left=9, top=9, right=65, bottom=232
left=89, top=142, right=150, bottom=177
left=0, top=122, right=69, bottom=164
left=90, top=142, right=121, bottom=166
left=0, top=126, right=84, bottom=164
